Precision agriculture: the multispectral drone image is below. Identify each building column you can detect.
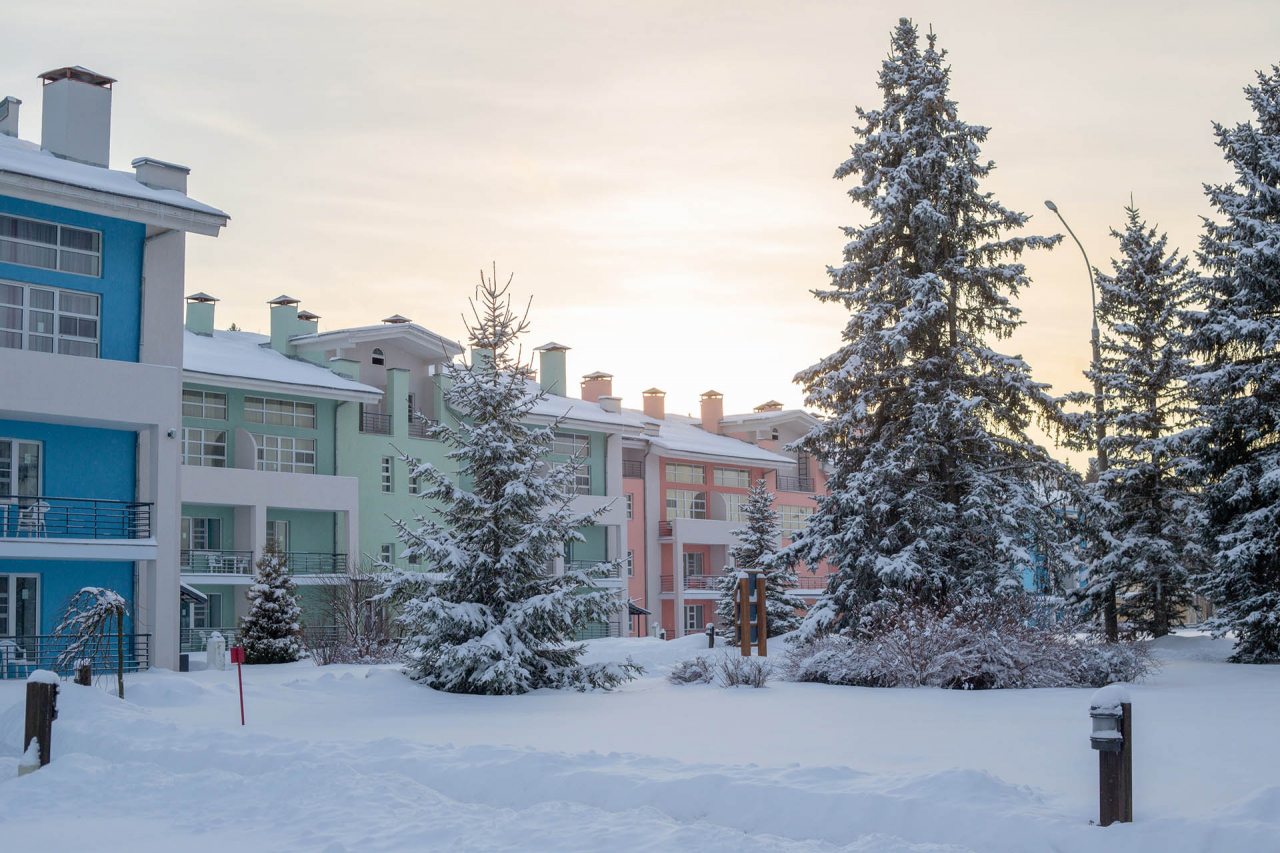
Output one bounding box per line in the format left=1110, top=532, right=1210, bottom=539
left=139, top=423, right=180, bottom=670
left=673, top=528, right=685, bottom=638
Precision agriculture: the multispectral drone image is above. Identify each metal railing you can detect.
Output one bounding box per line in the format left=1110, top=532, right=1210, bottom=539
left=407, top=417, right=439, bottom=439
left=181, top=549, right=255, bottom=573
left=658, top=520, right=673, bottom=538
left=360, top=410, right=392, bottom=435
left=0, top=633, right=151, bottom=679
left=565, top=559, right=622, bottom=580
left=180, top=625, right=344, bottom=653
left=622, top=460, right=644, bottom=479
left=285, top=552, right=348, bottom=574
left=573, top=622, right=622, bottom=640
left=0, top=496, right=152, bottom=540
left=656, top=573, right=832, bottom=592
left=776, top=475, right=815, bottom=493
left=793, top=573, right=831, bottom=590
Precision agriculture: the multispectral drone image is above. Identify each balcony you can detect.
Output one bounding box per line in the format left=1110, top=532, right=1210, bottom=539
left=407, top=417, right=440, bottom=439
left=565, top=559, right=623, bottom=582
left=181, top=549, right=254, bottom=573
left=793, top=573, right=831, bottom=590
left=0, top=633, right=151, bottom=679
left=660, top=574, right=722, bottom=593
left=573, top=622, right=622, bottom=640
left=0, top=496, right=156, bottom=560
left=180, top=550, right=348, bottom=579
left=360, top=410, right=392, bottom=435
left=622, top=460, right=644, bottom=479
left=776, top=475, right=815, bottom=493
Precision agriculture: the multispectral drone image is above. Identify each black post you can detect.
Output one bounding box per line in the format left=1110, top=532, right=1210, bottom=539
left=74, top=661, right=92, bottom=687
left=1095, top=701, right=1133, bottom=826
left=22, top=677, right=58, bottom=774
left=706, top=623, right=715, bottom=648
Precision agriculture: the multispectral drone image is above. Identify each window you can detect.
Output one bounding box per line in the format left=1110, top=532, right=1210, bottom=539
left=665, top=488, right=706, bottom=520
left=254, top=434, right=315, bottom=473
left=182, top=389, right=227, bottom=420
left=684, top=604, right=705, bottom=633
left=625, top=493, right=633, bottom=519
left=626, top=550, right=634, bottom=577
left=0, top=281, right=100, bottom=357
left=568, top=469, right=591, bottom=496
left=683, top=551, right=704, bottom=576
left=266, top=520, right=290, bottom=553
left=181, top=427, right=227, bottom=467
left=779, top=504, right=814, bottom=535
left=244, top=396, right=316, bottom=428
left=0, top=214, right=101, bottom=276
left=371, top=347, right=385, bottom=366
left=180, top=517, right=222, bottom=552
left=665, top=463, right=704, bottom=484
left=724, top=493, right=748, bottom=523
left=380, top=456, right=393, bottom=493
left=0, top=438, right=40, bottom=498
left=552, top=431, right=589, bottom=458
left=408, top=474, right=419, bottom=496
left=714, top=467, right=750, bottom=488
left=379, top=543, right=394, bottom=565
left=0, top=575, right=40, bottom=647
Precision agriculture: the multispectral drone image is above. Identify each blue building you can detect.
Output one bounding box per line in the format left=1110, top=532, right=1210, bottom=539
left=0, top=67, right=227, bottom=675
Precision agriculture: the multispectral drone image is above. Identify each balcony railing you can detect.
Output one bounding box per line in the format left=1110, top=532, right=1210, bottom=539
left=573, top=622, right=622, bottom=640
left=182, top=549, right=255, bottom=573
left=793, top=573, right=832, bottom=589
left=360, top=410, right=392, bottom=435
left=0, top=634, right=151, bottom=679
left=622, top=460, right=644, bottom=479
left=565, top=559, right=622, bottom=580
left=658, top=573, right=833, bottom=592
left=776, top=475, right=815, bottom=493
left=408, top=417, right=440, bottom=439
left=0, top=496, right=152, bottom=540
left=180, top=625, right=346, bottom=654
left=179, top=551, right=347, bottom=575
left=658, top=520, right=673, bottom=538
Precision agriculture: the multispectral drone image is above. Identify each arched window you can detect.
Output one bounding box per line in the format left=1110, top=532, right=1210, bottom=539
left=371, top=347, right=385, bottom=366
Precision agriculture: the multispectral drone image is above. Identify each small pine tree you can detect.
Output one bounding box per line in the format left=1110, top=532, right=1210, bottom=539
left=240, top=547, right=303, bottom=664
left=1071, top=204, right=1201, bottom=637
left=1184, top=67, right=1280, bottom=663
left=382, top=267, right=640, bottom=694
left=786, top=19, right=1075, bottom=636
left=716, top=480, right=804, bottom=641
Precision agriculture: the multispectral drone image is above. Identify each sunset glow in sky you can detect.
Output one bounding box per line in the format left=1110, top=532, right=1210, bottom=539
left=7, top=1, right=1278, bottom=466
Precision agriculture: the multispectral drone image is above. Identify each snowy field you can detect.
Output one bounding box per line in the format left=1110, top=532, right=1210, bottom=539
left=1, top=632, right=1276, bottom=852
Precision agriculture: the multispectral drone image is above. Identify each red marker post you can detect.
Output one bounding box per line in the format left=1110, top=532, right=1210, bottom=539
left=229, top=645, right=246, bottom=725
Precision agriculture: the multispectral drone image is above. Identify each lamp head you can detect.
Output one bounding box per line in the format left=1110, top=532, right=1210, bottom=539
left=1044, top=200, right=1059, bottom=213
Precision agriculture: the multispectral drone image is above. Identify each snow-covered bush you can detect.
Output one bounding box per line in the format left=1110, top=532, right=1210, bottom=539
left=667, top=656, right=716, bottom=685
left=240, top=548, right=304, bottom=665
left=716, top=655, right=772, bottom=688
left=54, top=587, right=128, bottom=698
left=784, top=593, right=1153, bottom=689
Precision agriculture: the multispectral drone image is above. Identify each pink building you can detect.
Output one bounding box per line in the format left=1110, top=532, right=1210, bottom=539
left=579, top=373, right=832, bottom=639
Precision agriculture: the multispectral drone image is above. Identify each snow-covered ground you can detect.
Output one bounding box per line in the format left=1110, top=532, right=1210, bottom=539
left=1, top=632, right=1276, bottom=852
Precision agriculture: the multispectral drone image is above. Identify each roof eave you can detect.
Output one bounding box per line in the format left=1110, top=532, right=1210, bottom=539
left=182, top=369, right=383, bottom=404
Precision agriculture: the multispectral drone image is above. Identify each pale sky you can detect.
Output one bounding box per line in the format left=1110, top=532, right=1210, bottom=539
left=6, top=1, right=1278, bottom=465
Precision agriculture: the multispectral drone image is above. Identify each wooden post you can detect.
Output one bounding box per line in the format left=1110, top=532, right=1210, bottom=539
left=1119, top=702, right=1133, bottom=822
left=756, top=572, right=768, bottom=658
left=74, top=661, right=92, bottom=687
left=116, top=610, right=125, bottom=699
left=737, top=575, right=751, bottom=656
left=22, top=676, right=58, bottom=773
left=1097, top=702, right=1133, bottom=826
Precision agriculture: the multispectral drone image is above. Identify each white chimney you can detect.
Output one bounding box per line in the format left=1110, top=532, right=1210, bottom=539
left=132, top=157, right=189, bottom=194
left=39, top=66, right=115, bottom=167
left=0, top=96, right=20, bottom=138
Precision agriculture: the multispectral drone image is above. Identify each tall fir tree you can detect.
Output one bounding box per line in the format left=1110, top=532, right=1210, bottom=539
left=240, top=547, right=304, bottom=664
left=1184, top=67, right=1280, bottom=663
left=1073, top=204, right=1200, bottom=637
left=715, top=480, right=805, bottom=642
left=382, top=268, right=640, bottom=693
left=787, top=19, right=1075, bottom=636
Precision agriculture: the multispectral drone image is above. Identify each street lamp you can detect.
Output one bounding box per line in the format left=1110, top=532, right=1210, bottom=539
left=1045, top=199, right=1117, bottom=641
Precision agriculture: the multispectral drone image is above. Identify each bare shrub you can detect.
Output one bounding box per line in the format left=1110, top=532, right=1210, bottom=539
left=785, top=593, right=1155, bottom=689
left=668, top=656, right=716, bottom=685
left=306, top=571, right=402, bottom=665
left=716, top=655, right=772, bottom=688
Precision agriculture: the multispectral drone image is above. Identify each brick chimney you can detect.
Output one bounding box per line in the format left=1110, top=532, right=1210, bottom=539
left=580, top=371, right=613, bottom=402
left=699, top=390, right=723, bottom=433
left=642, top=387, right=665, bottom=420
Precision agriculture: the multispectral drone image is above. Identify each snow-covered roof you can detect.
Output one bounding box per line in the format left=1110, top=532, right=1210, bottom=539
left=526, top=381, right=648, bottom=433
left=639, top=412, right=795, bottom=467
left=290, top=322, right=463, bottom=362
left=183, top=329, right=382, bottom=401
left=719, top=408, right=820, bottom=428
left=0, top=132, right=228, bottom=224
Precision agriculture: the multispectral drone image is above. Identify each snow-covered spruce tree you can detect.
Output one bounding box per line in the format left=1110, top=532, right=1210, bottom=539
left=1184, top=67, right=1280, bottom=663
left=786, top=19, right=1076, bottom=636
left=240, top=547, right=304, bottom=664
left=716, top=480, right=804, bottom=641
left=381, top=269, right=640, bottom=694
left=1070, top=204, right=1201, bottom=638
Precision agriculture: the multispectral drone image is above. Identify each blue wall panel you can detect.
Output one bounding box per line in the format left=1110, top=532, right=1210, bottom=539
left=0, top=418, right=135, bottom=501
left=0, top=558, right=134, bottom=634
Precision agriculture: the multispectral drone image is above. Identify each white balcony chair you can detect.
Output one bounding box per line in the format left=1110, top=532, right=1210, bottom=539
left=16, top=500, right=49, bottom=537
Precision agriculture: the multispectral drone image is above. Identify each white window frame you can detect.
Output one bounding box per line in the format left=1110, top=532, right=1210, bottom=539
left=254, top=434, right=316, bottom=474
left=380, top=456, right=393, bottom=493
left=665, top=463, right=704, bottom=485
left=180, top=516, right=223, bottom=552
left=0, top=280, right=100, bottom=357
left=244, top=396, right=316, bottom=429
left=266, top=519, right=290, bottom=553
left=683, top=551, right=704, bottom=576
left=683, top=604, right=705, bottom=633
left=779, top=504, right=814, bottom=535
left=182, top=389, right=227, bottom=420
left=626, top=550, right=634, bottom=577
left=665, top=488, right=706, bottom=520
left=625, top=493, right=633, bottom=520
left=0, top=437, right=41, bottom=500
left=181, top=427, right=227, bottom=468
left=379, top=543, right=394, bottom=564
left=0, top=573, right=41, bottom=641
left=552, top=431, right=590, bottom=458
left=0, top=213, right=101, bottom=277
left=713, top=467, right=750, bottom=488
left=723, top=493, right=748, bottom=524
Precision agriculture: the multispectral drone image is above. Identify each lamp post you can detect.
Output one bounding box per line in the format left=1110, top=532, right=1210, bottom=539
left=1045, top=199, right=1118, bottom=642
